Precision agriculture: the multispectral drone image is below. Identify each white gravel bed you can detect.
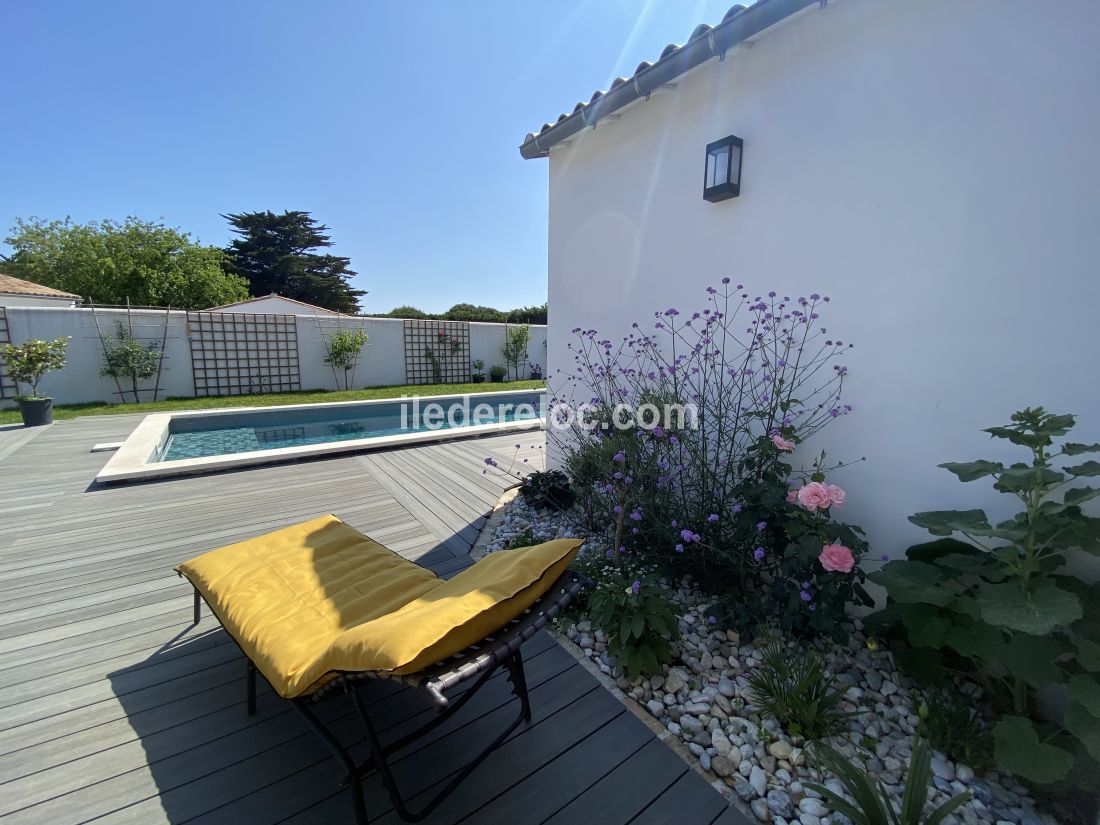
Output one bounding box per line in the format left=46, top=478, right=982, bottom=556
left=486, top=496, right=1053, bottom=825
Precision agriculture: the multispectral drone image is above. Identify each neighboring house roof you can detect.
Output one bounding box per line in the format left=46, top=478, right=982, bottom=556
left=0, top=273, right=82, bottom=300
left=206, top=293, right=346, bottom=314
left=519, top=0, right=817, bottom=159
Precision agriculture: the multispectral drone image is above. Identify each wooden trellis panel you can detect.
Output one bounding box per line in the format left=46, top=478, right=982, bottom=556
left=186, top=311, right=301, bottom=397
left=403, top=320, right=471, bottom=384
left=0, top=308, right=16, bottom=399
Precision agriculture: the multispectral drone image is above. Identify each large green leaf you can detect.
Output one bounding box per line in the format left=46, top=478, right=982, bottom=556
left=993, top=716, right=1074, bottom=783
left=906, top=537, right=983, bottom=564
left=1072, top=635, right=1100, bottom=672
left=996, top=633, right=1063, bottom=687
left=1068, top=676, right=1100, bottom=718
left=945, top=619, right=1002, bottom=660
left=994, top=465, right=1064, bottom=493
left=908, top=509, right=992, bottom=537
left=1044, top=413, right=1078, bottom=435
left=940, top=460, right=1004, bottom=482
left=988, top=519, right=1031, bottom=544
left=1067, top=461, right=1100, bottom=477
left=935, top=552, right=1005, bottom=581
left=978, top=582, right=1082, bottom=635
left=895, top=646, right=949, bottom=685
left=901, top=603, right=952, bottom=648
left=1065, top=487, right=1100, bottom=507
left=869, top=561, right=953, bottom=606
left=984, top=426, right=1050, bottom=448
left=863, top=602, right=903, bottom=636
left=1065, top=703, right=1100, bottom=761
left=1063, top=442, right=1100, bottom=456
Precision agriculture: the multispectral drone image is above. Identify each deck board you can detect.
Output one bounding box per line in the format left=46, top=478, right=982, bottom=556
left=0, top=413, right=742, bottom=824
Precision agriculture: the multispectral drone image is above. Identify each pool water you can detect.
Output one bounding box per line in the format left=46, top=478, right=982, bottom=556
left=160, top=391, right=544, bottom=462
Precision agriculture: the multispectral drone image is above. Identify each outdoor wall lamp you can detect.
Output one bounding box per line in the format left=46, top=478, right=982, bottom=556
left=703, top=135, right=743, bottom=202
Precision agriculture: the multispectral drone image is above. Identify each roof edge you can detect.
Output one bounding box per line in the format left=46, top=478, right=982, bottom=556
left=519, top=0, right=820, bottom=160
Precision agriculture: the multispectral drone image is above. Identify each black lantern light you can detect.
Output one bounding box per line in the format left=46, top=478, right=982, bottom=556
left=703, top=135, right=743, bottom=202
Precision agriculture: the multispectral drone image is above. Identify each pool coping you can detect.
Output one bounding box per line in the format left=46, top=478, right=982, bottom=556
left=94, top=389, right=545, bottom=484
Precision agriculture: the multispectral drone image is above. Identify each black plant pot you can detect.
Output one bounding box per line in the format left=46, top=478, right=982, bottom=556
left=18, top=397, right=53, bottom=427
left=530, top=372, right=543, bottom=381
left=471, top=375, right=486, bottom=384
left=490, top=374, right=505, bottom=383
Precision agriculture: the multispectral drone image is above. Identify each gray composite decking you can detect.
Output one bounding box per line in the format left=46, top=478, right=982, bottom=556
left=0, top=414, right=742, bottom=825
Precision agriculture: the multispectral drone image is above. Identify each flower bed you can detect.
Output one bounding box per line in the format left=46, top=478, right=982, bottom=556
left=485, top=494, right=1050, bottom=825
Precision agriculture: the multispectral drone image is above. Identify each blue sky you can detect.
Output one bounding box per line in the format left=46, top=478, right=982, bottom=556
left=1, top=1, right=742, bottom=313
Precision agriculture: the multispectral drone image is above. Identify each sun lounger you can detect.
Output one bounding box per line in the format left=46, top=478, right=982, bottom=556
left=176, top=514, right=586, bottom=823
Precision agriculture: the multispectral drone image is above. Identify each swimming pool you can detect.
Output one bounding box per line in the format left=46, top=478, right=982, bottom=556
left=96, top=389, right=545, bottom=483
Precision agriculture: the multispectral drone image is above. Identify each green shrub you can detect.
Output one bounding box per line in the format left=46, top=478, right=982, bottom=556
left=550, top=284, right=872, bottom=644
left=587, top=566, right=679, bottom=679
left=506, top=528, right=540, bottom=549
left=917, top=689, right=993, bottom=774
left=100, top=323, right=160, bottom=403
left=747, top=639, right=849, bottom=740
left=869, top=407, right=1100, bottom=788
left=807, top=735, right=971, bottom=825
left=322, top=328, right=367, bottom=390
left=520, top=469, right=576, bottom=510
left=2, top=336, right=69, bottom=399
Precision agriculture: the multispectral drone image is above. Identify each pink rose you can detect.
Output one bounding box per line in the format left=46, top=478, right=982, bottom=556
left=771, top=434, right=796, bottom=452
left=796, top=481, right=832, bottom=511
left=826, top=484, right=846, bottom=508
left=786, top=489, right=798, bottom=504
left=819, top=543, right=855, bottom=573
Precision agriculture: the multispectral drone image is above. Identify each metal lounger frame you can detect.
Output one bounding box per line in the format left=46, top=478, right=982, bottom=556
left=188, top=570, right=590, bottom=824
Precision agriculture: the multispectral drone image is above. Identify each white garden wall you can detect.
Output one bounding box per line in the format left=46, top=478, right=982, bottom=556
left=1, top=305, right=546, bottom=404
left=544, top=0, right=1100, bottom=557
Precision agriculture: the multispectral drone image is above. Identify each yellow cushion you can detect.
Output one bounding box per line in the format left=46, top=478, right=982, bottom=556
left=333, top=537, right=583, bottom=676
left=177, top=514, right=582, bottom=698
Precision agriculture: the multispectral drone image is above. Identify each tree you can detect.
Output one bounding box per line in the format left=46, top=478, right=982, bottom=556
left=322, top=328, right=367, bottom=390
left=99, top=322, right=162, bottom=403
left=223, top=211, right=365, bottom=314
left=507, top=303, right=548, bottom=325
left=382, top=305, right=430, bottom=319
left=2, top=217, right=248, bottom=310
left=501, top=324, right=532, bottom=380
left=442, top=303, right=506, bottom=323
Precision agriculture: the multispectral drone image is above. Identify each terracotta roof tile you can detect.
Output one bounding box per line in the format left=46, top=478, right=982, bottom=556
left=0, top=273, right=81, bottom=300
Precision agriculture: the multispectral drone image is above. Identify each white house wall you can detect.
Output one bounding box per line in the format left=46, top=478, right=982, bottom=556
left=215, top=296, right=340, bottom=315
left=545, top=0, right=1100, bottom=557
left=0, top=295, right=79, bottom=308
left=2, top=306, right=546, bottom=403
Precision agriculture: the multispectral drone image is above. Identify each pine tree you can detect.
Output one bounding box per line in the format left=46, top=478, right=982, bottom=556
left=223, top=210, right=365, bottom=313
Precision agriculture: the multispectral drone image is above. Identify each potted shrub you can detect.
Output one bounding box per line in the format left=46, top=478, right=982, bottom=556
left=471, top=359, right=486, bottom=383
left=529, top=362, right=543, bottom=380
left=2, top=336, right=71, bottom=427
left=489, top=364, right=507, bottom=383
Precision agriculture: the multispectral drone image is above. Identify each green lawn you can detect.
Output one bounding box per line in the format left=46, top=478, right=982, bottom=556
left=0, top=381, right=546, bottom=426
